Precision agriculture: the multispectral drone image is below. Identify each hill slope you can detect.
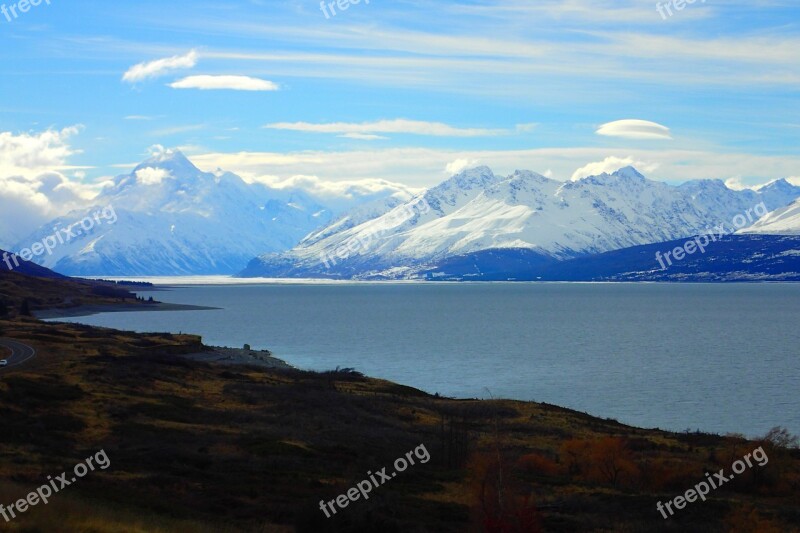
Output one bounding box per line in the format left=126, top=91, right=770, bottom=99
left=414, top=235, right=800, bottom=282
left=0, top=317, right=798, bottom=532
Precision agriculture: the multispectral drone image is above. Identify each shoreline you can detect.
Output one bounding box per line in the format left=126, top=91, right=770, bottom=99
left=184, top=345, right=294, bottom=370
left=29, top=286, right=797, bottom=439
left=33, top=298, right=291, bottom=369
left=65, top=274, right=800, bottom=286
left=34, top=301, right=220, bottom=319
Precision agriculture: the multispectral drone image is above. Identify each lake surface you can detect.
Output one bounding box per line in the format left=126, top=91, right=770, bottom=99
left=51, top=282, right=800, bottom=438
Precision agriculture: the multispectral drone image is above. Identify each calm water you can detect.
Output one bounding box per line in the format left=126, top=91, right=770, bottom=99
left=51, top=282, right=800, bottom=438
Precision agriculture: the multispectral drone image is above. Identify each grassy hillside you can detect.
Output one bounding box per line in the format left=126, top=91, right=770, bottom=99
left=0, top=317, right=798, bottom=532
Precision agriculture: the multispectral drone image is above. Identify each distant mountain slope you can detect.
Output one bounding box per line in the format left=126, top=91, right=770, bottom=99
left=241, top=166, right=800, bottom=279
left=414, top=235, right=800, bottom=282
left=741, top=197, right=800, bottom=235
left=0, top=248, right=65, bottom=278
left=678, top=178, right=800, bottom=221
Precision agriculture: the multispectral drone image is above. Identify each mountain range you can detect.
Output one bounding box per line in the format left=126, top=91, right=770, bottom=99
left=242, top=166, right=800, bottom=280
left=12, top=150, right=410, bottom=275
left=12, top=150, right=800, bottom=280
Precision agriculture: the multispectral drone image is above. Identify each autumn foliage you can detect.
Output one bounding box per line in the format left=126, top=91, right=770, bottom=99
left=469, top=452, right=543, bottom=533
left=560, top=436, right=639, bottom=488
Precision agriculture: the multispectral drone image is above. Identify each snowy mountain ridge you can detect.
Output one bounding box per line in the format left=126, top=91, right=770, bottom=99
left=13, top=149, right=404, bottom=275
left=740, top=197, right=800, bottom=235
left=241, top=166, right=800, bottom=279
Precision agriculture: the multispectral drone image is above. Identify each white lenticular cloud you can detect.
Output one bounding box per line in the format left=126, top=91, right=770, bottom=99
left=596, top=119, right=672, bottom=140
left=168, top=75, right=279, bottom=91
left=123, top=50, right=198, bottom=83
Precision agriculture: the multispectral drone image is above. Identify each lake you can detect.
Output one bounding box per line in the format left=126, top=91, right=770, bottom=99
left=50, top=281, right=800, bottom=438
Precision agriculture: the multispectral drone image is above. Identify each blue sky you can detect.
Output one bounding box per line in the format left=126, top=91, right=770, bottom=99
left=1, top=0, right=799, bottom=196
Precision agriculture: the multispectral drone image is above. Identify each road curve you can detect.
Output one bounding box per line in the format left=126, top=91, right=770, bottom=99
left=0, top=338, right=36, bottom=370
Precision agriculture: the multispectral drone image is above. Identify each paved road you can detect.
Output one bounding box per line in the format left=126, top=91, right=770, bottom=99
left=0, top=338, right=36, bottom=370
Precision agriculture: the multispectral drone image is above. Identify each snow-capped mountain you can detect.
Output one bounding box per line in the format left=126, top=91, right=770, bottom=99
left=241, top=166, right=800, bottom=279
left=740, top=197, right=800, bottom=235
left=755, top=179, right=800, bottom=208
left=300, top=191, right=416, bottom=245
left=13, top=149, right=337, bottom=275
left=241, top=166, right=502, bottom=276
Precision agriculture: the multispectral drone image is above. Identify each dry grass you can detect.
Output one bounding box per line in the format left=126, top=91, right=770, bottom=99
left=0, top=317, right=798, bottom=532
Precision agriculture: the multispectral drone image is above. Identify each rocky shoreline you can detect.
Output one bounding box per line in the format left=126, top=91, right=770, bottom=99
left=183, top=345, right=294, bottom=369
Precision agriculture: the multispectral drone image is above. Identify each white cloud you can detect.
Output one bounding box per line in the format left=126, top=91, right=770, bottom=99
left=169, top=75, right=279, bottom=91
left=264, top=119, right=506, bottom=137
left=787, top=176, right=800, bottom=187
left=135, top=167, right=173, bottom=185
left=151, top=124, right=205, bottom=136
left=339, top=133, right=388, bottom=140
left=451, top=0, right=712, bottom=24
left=570, top=156, right=659, bottom=181
left=147, top=144, right=167, bottom=158
left=124, top=115, right=156, bottom=121
left=724, top=177, right=753, bottom=191
left=190, top=21, right=800, bottom=99
left=0, top=178, right=101, bottom=249
left=122, top=50, right=198, bottom=83
left=0, top=172, right=98, bottom=249
left=0, top=127, right=100, bottom=246
left=257, top=174, right=419, bottom=202
left=0, top=126, right=83, bottom=178
left=596, top=119, right=672, bottom=140
left=445, top=158, right=480, bottom=175
left=0, top=177, right=50, bottom=248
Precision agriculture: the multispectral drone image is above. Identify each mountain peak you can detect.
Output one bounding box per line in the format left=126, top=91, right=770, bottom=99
left=577, top=166, right=647, bottom=185
left=511, top=169, right=550, bottom=182
left=680, top=178, right=728, bottom=189
left=456, top=165, right=494, bottom=178
left=612, top=166, right=646, bottom=181
left=443, top=165, right=498, bottom=190
left=134, top=148, right=200, bottom=176
left=757, top=178, right=795, bottom=192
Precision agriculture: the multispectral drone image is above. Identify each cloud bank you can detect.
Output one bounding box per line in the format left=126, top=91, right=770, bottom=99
left=264, top=119, right=511, bottom=137
left=0, top=128, right=98, bottom=247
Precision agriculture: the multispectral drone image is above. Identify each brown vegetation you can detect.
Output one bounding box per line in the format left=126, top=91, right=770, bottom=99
left=0, top=315, right=798, bottom=532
